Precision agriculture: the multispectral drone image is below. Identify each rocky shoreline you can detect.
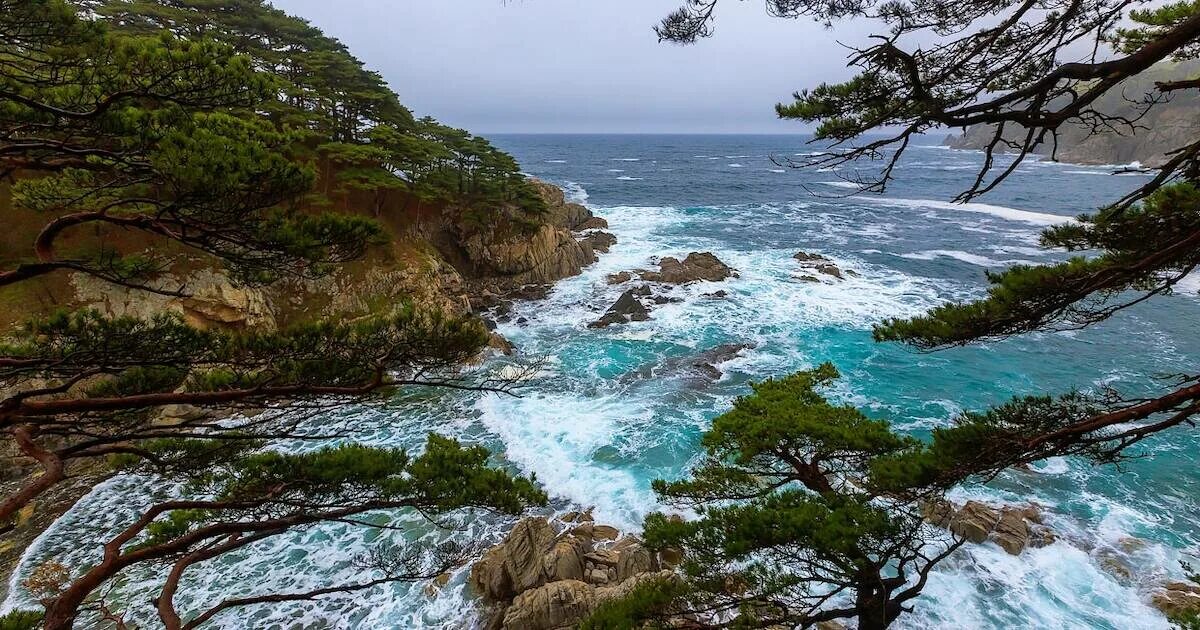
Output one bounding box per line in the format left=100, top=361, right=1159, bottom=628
left=460, top=495, right=1200, bottom=627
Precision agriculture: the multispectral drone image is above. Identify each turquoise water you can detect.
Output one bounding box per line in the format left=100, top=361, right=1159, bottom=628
left=5, top=135, right=1199, bottom=628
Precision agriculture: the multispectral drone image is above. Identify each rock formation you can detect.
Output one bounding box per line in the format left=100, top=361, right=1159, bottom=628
left=923, top=499, right=1054, bottom=555
left=608, top=252, right=737, bottom=287
left=793, top=251, right=856, bottom=282
left=470, top=516, right=679, bottom=630
left=589, top=287, right=652, bottom=328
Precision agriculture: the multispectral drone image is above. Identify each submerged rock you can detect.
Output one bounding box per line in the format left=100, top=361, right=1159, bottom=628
left=623, top=342, right=756, bottom=386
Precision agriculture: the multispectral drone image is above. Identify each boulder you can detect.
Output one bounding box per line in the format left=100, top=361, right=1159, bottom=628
left=606, top=271, right=633, bottom=285
left=641, top=252, right=736, bottom=284
left=589, top=289, right=651, bottom=328
left=470, top=517, right=557, bottom=601
left=592, top=525, right=620, bottom=541
left=581, top=231, right=617, bottom=254
left=794, top=251, right=831, bottom=262
left=501, top=579, right=597, bottom=630
left=577, top=216, right=610, bottom=231
left=617, top=543, right=654, bottom=582
left=542, top=535, right=590, bottom=583
left=1153, top=582, right=1200, bottom=618
left=948, top=501, right=1000, bottom=544
left=815, top=263, right=845, bottom=280
left=991, top=509, right=1031, bottom=555
left=931, top=500, right=1048, bottom=555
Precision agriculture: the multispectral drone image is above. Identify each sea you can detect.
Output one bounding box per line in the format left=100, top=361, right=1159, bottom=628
left=5, top=134, right=1200, bottom=629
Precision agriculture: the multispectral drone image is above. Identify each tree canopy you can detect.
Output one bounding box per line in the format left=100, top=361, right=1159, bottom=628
left=1, top=1, right=548, bottom=627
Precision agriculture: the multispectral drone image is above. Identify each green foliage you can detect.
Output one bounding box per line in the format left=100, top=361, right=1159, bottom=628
left=140, top=434, right=547, bottom=546
left=875, top=182, right=1200, bottom=348
left=1111, top=1, right=1200, bottom=59
left=579, top=575, right=687, bottom=630
left=1, top=304, right=490, bottom=400
left=0, top=610, right=43, bottom=630
left=639, top=364, right=950, bottom=628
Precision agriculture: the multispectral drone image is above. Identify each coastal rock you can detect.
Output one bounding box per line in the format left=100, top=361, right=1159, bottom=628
left=542, top=535, right=591, bottom=582
left=623, top=342, right=755, bottom=386
left=501, top=579, right=597, bottom=630
left=616, top=542, right=654, bottom=582
left=577, top=216, right=609, bottom=231
left=581, top=231, right=617, bottom=254
left=461, top=222, right=596, bottom=289
left=793, top=251, right=831, bottom=262
left=589, top=288, right=651, bottom=328
left=72, top=269, right=275, bottom=331
left=926, top=499, right=1048, bottom=555
left=793, top=251, right=855, bottom=282
left=470, top=517, right=557, bottom=601
left=1153, top=581, right=1200, bottom=618
left=641, top=252, right=736, bottom=284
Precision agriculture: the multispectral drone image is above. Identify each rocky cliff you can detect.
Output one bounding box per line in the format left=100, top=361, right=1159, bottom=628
left=944, top=61, right=1200, bottom=167
left=34, top=180, right=612, bottom=335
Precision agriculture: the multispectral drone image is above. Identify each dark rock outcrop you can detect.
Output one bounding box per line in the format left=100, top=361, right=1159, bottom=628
left=641, top=252, right=736, bottom=284
left=589, top=287, right=651, bottom=328
left=793, top=251, right=856, bottom=282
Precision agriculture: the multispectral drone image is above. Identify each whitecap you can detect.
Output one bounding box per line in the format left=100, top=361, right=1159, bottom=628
left=728, top=163, right=745, bottom=168
left=545, top=159, right=568, bottom=164
left=853, top=195, right=1075, bottom=226
left=616, top=176, right=644, bottom=181
left=818, top=181, right=859, bottom=189
left=612, top=158, right=640, bottom=162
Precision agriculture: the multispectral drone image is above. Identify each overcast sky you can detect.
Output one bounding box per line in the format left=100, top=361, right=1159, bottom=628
left=269, top=1, right=880, bottom=134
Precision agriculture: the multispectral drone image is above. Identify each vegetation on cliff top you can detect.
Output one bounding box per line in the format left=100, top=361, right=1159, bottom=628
left=1, top=0, right=548, bottom=627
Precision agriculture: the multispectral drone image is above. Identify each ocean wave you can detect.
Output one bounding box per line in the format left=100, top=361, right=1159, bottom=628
left=562, top=181, right=589, bottom=204
left=612, top=157, right=641, bottom=162
left=818, top=181, right=859, bottom=189
left=898, top=249, right=1037, bottom=267
left=728, top=163, right=745, bottom=168
left=853, top=195, right=1075, bottom=226
left=616, top=175, right=644, bottom=181
left=545, top=159, right=568, bottom=163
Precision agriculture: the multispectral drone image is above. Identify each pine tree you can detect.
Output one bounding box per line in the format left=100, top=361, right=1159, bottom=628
left=1, top=2, right=547, bottom=627
left=587, top=365, right=961, bottom=629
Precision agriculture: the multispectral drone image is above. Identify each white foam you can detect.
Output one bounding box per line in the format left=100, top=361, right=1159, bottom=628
left=899, top=249, right=1039, bottom=267
left=612, top=158, right=640, bottom=162
left=545, top=159, right=567, bottom=164
left=615, top=176, right=644, bottom=181
left=562, top=181, right=589, bottom=204
left=818, top=181, right=859, bottom=190
left=728, top=163, right=745, bottom=168
left=854, top=195, right=1076, bottom=226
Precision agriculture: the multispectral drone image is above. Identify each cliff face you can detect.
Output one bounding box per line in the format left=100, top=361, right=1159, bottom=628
left=12, top=180, right=610, bottom=333
left=945, top=61, right=1200, bottom=166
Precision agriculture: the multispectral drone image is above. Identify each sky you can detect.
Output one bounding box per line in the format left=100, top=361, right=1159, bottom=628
left=268, top=0, right=880, bottom=134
